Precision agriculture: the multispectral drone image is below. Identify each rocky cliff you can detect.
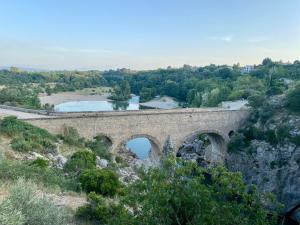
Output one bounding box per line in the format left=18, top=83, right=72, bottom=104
left=178, top=94, right=300, bottom=222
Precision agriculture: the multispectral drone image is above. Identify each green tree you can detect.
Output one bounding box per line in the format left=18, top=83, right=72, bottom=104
left=113, top=159, right=278, bottom=225
left=111, top=80, right=131, bottom=101
left=140, top=87, right=153, bottom=102
left=262, top=58, right=273, bottom=66
left=64, top=150, right=96, bottom=174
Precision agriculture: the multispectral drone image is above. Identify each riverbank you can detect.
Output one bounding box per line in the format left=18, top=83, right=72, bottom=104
left=39, top=87, right=111, bottom=105
left=140, top=96, right=179, bottom=109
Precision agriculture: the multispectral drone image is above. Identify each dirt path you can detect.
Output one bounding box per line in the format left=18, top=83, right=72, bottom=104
left=0, top=108, right=50, bottom=119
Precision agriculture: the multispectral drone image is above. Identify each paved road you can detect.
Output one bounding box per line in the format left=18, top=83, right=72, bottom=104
left=0, top=108, right=51, bottom=119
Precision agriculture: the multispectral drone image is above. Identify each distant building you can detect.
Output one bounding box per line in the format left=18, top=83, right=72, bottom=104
left=241, top=65, right=254, bottom=73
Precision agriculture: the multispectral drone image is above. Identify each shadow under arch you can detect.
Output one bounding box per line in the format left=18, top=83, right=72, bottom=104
left=93, top=133, right=113, bottom=148
left=119, top=134, right=162, bottom=162
left=179, top=129, right=227, bottom=164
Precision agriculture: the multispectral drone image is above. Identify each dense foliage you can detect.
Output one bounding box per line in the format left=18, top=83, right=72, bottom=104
left=80, top=168, right=121, bottom=196
left=76, top=192, right=128, bottom=224
left=228, top=84, right=300, bottom=153
left=0, top=58, right=299, bottom=108
left=0, top=159, right=79, bottom=191
left=77, top=158, right=278, bottom=225
left=63, top=150, right=96, bottom=174
left=0, top=116, right=57, bottom=153
left=110, top=80, right=131, bottom=101
left=85, top=135, right=112, bottom=160
left=286, top=84, right=300, bottom=112
left=61, top=126, right=85, bottom=146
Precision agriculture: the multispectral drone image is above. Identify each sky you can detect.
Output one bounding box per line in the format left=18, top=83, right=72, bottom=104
left=0, top=0, right=299, bottom=70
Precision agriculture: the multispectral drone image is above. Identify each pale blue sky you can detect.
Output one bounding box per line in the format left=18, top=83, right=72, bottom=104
left=0, top=0, right=299, bottom=70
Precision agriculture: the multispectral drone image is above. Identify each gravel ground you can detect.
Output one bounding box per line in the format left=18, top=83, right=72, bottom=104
left=0, top=108, right=50, bottom=119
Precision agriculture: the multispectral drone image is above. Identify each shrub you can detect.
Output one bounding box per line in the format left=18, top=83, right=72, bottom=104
left=0, top=116, right=56, bottom=153
left=30, top=158, right=49, bottom=168
left=243, top=126, right=264, bottom=141
left=264, top=130, right=278, bottom=144
left=0, top=116, right=55, bottom=140
left=76, top=192, right=128, bottom=224
left=64, top=150, right=96, bottom=174
left=286, top=84, right=300, bottom=112
left=228, top=133, right=249, bottom=153
left=276, top=125, right=290, bottom=143
left=86, top=136, right=112, bottom=161
left=0, top=178, right=71, bottom=225
left=247, top=94, right=266, bottom=108
left=266, top=86, right=284, bottom=96
left=62, top=126, right=85, bottom=146
left=115, top=156, right=123, bottom=164
left=10, top=137, right=35, bottom=152
left=80, top=168, right=121, bottom=197
left=0, top=159, right=79, bottom=191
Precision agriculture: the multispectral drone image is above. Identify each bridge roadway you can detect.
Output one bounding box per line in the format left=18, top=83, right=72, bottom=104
left=18, top=108, right=250, bottom=163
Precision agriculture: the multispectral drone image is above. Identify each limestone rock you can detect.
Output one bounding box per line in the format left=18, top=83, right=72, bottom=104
left=96, top=156, right=108, bottom=168
left=25, top=152, right=47, bottom=161
left=47, top=153, right=67, bottom=169
left=117, top=167, right=139, bottom=185
left=227, top=140, right=300, bottom=221
left=56, top=154, right=67, bottom=169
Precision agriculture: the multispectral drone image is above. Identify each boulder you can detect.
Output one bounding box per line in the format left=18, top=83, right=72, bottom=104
left=96, top=156, right=108, bottom=168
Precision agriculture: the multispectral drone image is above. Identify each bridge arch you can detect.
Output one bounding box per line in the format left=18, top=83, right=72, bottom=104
left=178, top=129, right=227, bottom=164
left=117, top=134, right=162, bottom=161
left=92, top=133, right=113, bottom=148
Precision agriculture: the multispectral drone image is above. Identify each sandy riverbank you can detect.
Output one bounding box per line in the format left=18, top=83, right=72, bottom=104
left=39, top=91, right=111, bottom=105
left=140, top=96, right=179, bottom=109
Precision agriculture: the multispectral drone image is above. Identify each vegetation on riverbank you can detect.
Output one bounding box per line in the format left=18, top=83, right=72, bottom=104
left=0, top=58, right=299, bottom=109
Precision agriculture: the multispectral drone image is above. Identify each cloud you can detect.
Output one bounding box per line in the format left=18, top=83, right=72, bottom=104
left=209, top=35, right=234, bottom=42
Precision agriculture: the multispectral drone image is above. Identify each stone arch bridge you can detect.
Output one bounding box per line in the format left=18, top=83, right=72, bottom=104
left=24, top=108, right=249, bottom=163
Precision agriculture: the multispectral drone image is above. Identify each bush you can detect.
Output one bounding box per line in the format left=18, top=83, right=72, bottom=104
left=64, top=150, right=96, bottom=174
left=286, top=85, right=300, bottom=112
left=276, top=125, right=290, bottom=143
left=0, top=116, right=56, bottom=153
left=86, top=136, right=112, bottom=161
left=62, top=126, right=85, bottom=146
left=264, top=130, right=278, bottom=144
left=228, top=133, right=250, bottom=152
left=115, top=156, right=123, bottom=164
left=0, top=159, right=79, bottom=191
left=80, top=168, right=121, bottom=197
left=0, top=178, right=71, bottom=225
left=243, top=126, right=264, bottom=141
left=76, top=192, right=128, bottom=224
left=30, top=158, right=49, bottom=168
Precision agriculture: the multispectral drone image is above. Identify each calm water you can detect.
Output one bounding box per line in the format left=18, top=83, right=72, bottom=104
left=126, top=137, right=151, bottom=160
left=54, top=96, right=140, bottom=112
